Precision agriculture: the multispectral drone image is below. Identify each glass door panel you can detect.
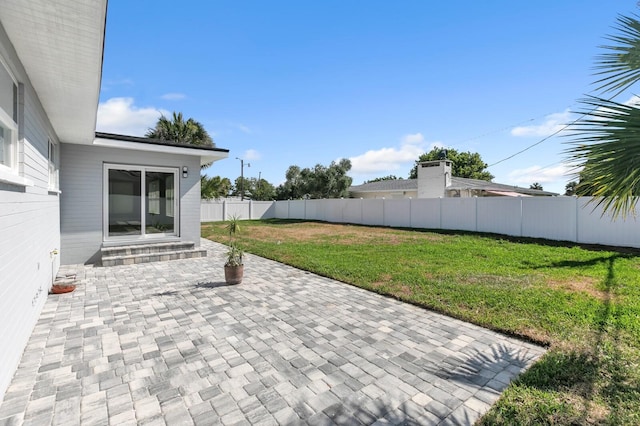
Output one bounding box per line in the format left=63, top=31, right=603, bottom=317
left=108, top=169, right=142, bottom=236
left=145, top=171, right=176, bottom=235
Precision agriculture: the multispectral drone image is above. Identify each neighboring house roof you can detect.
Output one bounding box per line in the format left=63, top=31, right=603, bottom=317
left=348, top=179, right=418, bottom=193
left=349, top=178, right=558, bottom=196
left=94, top=132, right=229, bottom=166
left=0, top=1, right=107, bottom=144
left=449, top=177, right=559, bottom=196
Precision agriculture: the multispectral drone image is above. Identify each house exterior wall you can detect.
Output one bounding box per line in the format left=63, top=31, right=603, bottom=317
left=417, top=160, right=451, bottom=198
left=0, top=23, right=61, bottom=402
left=60, top=144, right=201, bottom=265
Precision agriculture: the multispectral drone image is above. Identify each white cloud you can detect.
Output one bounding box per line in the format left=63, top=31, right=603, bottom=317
left=402, top=133, right=426, bottom=144
left=160, top=92, right=186, bottom=100
left=511, top=110, right=572, bottom=137
left=231, top=122, right=252, bottom=134
left=243, top=149, right=261, bottom=161
left=508, top=164, right=570, bottom=185
left=96, top=97, right=168, bottom=136
left=349, top=133, right=441, bottom=174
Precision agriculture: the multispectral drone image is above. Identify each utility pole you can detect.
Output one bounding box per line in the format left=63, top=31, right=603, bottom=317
left=236, top=157, right=250, bottom=201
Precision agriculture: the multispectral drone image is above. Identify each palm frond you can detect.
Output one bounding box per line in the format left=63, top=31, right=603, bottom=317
left=566, top=96, right=640, bottom=218
left=594, top=14, right=640, bottom=96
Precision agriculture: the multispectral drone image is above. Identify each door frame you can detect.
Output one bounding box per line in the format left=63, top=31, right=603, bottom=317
left=103, top=163, right=180, bottom=242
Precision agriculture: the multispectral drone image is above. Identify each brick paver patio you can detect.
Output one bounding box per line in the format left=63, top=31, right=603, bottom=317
left=0, top=239, right=545, bottom=425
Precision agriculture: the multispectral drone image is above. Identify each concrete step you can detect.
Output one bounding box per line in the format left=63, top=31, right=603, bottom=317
left=100, top=241, right=207, bottom=266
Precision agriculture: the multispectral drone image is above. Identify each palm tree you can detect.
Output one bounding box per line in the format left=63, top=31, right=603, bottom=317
left=566, top=13, right=640, bottom=218
left=565, top=181, right=578, bottom=196
left=146, top=111, right=215, bottom=147
left=201, top=175, right=231, bottom=200
left=530, top=182, right=544, bottom=191
left=147, top=111, right=215, bottom=169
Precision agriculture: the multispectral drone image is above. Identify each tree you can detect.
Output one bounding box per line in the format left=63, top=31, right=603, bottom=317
left=408, top=148, right=494, bottom=181
left=232, top=176, right=253, bottom=198
left=146, top=111, right=215, bottom=169
left=276, top=159, right=353, bottom=200
left=565, top=181, right=578, bottom=196
left=276, top=165, right=305, bottom=200
left=201, top=175, right=231, bottom=200
left=146, top=112, right=214, bottom=147
left=566, top=13, right=640, bottom=218
left=364, top=175, right=399, bottom=183
left=252, top=178, right=276, bottom=201
left=530, top=182, right=544, bottom=191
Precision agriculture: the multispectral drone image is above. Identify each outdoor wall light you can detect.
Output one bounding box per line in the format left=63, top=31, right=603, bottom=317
left=182, top=166, right=188, bottom=178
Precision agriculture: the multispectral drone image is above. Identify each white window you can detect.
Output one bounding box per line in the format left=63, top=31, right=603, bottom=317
left=148, top=179, right=160, bottom=214
left=0, top=57, right=18, bottom=174
left=0, top=107, right=16, bottom=170
left=48, top=139, right=59, bottom=190
left=165, top=175, right=174, bottom=217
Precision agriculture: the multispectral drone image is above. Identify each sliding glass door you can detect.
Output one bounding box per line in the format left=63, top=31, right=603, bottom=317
left=104, top=165, right=178, bottom=240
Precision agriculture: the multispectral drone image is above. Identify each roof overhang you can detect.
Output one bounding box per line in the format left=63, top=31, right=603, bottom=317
left=93, top=136, right=229, bottom=166
left=0, top=1, right=107, bottom=144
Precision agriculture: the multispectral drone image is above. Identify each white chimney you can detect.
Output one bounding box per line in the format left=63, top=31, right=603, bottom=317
left=417, top=160, right=452, bottom=198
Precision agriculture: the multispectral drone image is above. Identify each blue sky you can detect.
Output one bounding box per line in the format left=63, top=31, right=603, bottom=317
left=96, top=1, right=638, bottom=194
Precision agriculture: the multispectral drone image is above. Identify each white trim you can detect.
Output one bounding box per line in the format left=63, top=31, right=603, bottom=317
left=103, top=163, right=180, bottom=242
left=0, top=102, right=17, bottom=170
left=0, top=51, right=18, bottom=86
left=0, top=166, right=33, bottom=186
left=93, top=138, right=228, bottom=165
left=48, top=139, right=59, bottom=190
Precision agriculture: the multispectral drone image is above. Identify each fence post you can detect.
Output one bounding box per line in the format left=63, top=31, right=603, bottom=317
left=474, top=196, right=478, bottom=232
left=575, top=196, right=579, bottom=244
left=409, top=198, right=412, bottom=228
left=222, top=200, right=227, bottom=221
left=249, top=200, right=253, bottom=220
left=519, top=198, right=523, bottom=237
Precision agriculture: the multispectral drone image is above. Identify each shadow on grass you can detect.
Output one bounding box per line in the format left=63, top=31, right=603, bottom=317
left=525, top=252, right=632, bottom=270
left=482, top=256, right=640, bottom=424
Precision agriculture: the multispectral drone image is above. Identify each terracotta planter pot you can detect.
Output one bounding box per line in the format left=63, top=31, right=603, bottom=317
left=51, top=284, right=76, bottom=294
left=224, top=265, right=244, bottom=285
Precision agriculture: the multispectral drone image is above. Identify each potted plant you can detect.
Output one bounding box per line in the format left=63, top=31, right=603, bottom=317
left=224, top=215, right=244, bottom=284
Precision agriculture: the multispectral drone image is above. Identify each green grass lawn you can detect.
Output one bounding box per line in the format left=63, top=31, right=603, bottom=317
left=203, top=219, right=640, bottom=425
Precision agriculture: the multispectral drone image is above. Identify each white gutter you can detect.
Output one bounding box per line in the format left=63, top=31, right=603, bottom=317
left=93, top=137, right=229, bottom=166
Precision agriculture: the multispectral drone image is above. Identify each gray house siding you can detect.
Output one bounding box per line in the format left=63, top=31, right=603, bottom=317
left=0, top=23, right=61, bottom=401
left=60, top=144, right=202, bottom=265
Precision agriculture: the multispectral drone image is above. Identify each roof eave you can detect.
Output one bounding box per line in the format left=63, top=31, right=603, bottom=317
left=0, top=1, right=107, bottom=144
left=93, top=136, right=229, bottom=166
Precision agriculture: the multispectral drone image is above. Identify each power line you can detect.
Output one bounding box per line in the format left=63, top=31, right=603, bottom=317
left=441, top=107, right=574, bottom=158
left=487, top=112, right=584, bottom=168
left=487, top=93, right=630, bottom=168
left=453, top=117, right=536, bottom=145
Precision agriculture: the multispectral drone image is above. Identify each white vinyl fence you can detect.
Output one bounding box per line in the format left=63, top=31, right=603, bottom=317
left=201, top=199, right=276, bottom=222
left=202, top=197, right=640, bottom=249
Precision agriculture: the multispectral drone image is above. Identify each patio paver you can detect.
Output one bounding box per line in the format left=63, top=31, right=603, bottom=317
left=0, top=239, right=545, bottom=425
